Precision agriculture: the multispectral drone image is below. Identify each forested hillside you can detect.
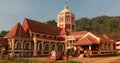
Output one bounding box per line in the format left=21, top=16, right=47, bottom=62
left=76, top=16, right=120, bottom=38
left=76, top=16, right=120, bottom=34
left=45, top=16, right=120, bottom=38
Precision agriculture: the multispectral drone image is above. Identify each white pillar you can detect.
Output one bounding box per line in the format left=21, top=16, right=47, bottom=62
left=21, top=42, right=24, bottom=57
left=11, top=39, right=15, bottom=58
left=41, top=41, right=43, bottom=55
left=11, top=39, right=14, bottom=50
left=89, top=45, right=91, bottom=51
left=33, top=37, right=37, bottom=56
left=49, top=41, right=51, bottom=55
left=106, top=44, right=108, bottom=50
left=102, top=43, right=105, bottom=51
left=88, top=45, right=91, bottom=55
left=98, top=45, right=101, bottom=54
left=111, top=43, right=113, bottom=51
left=55, top=42, right=57, bottom=51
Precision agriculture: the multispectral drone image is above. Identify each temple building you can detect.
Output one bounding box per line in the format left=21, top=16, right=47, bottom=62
left=4, top=4, right=116, bottom=58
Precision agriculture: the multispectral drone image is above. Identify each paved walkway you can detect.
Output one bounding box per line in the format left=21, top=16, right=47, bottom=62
left=70, top=56, right=120, bottom=63
left=15, top=56, right=120, bottom=63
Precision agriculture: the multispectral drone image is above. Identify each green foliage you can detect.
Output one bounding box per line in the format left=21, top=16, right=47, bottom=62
left=76, top=17, right=90, bottom=31
left=69, top=48, right=75, bottom=57
left=76, top=16, right=120, bottom=38
left=0, top=30, right=9, bottom=37
left=45, top=20, right=57, bottom=26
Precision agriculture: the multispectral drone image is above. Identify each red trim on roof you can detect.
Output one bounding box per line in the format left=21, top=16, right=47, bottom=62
left=59, top=28, right=68, bottom=35
left=72, top=38, right=93, bottom=46
left=86, top=35, right=99, bottom=44
left=23, top=18, right=62, bottom=35
left=57, top=36, right=65, bottom=41
left=5, top=22, right=29, bottom=38
left=100, top=37, right=115, bottom=43
left=102, top=34, right=110, bottom=39
left=69, top=31, right=88, bottom=35
left=72, top=35, right=99, bottom=46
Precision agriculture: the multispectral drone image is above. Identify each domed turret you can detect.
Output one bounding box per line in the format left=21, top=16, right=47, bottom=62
left=60, top=4, right=70, bottom=13
left=57, top=4, right=76, bottom=33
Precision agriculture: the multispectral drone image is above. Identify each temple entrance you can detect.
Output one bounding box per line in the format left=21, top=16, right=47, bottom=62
left=74, top=44, right=99, bottom=57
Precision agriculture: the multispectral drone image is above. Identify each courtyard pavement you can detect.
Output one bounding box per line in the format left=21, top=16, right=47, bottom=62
left=16, top=56, right=120, bottom=63
left=70, top=56, right=120, bottom=63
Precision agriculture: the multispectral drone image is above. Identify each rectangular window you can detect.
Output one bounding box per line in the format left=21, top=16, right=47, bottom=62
left=65, top=24, right=71, bottom=29
left=65, top=16, right=70, bottom=22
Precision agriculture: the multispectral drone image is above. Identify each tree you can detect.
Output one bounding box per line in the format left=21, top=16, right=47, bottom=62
left=0, top=30, right=9, bottom=36
left=106, top=17, right=120, bottom=33
left=45, top=20, right=57, bottom=26
left=76, top=18, right=90, bottom=31
left=75, top=15, right=120, bottom=38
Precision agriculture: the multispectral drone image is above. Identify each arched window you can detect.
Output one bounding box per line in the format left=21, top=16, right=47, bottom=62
left=51, top=45, right=55, bottom=50
left=16, top=42, right=21, bottom=50
left=24, top=42, right=30, bottom=50
left=44, top=43, right=49, bottom=51
left=58, top=44, right=63, bottom=52
left=38, top=43, right=42, bottom=50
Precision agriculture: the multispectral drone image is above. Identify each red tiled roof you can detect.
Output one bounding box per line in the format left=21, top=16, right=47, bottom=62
left=5, top=22, right=29, bottom=38
left=76, top=37, right=82, bottom=41
left=100, top=37, right=115, bottom=43
left=72, top=38, right=93, bottom=46
left=102, top=34, right=110, bottom=39
left=69, top=31, right=88, bottom=35
left=72, top=36, right=99, bottom=46
left=93, top=34, right=114, bottom=43
left=57, top=36, right=65, bottom=41
left=59, top=28, right=68, bottom=35
left=94, top=34, right=110, bottom=39
left=86, top=35, right=99, bottom=44
left=23, top=18, right=62, bottom=35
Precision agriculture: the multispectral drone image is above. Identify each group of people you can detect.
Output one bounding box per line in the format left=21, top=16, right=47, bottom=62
left=50, top=50, right=70, bottom=60
left=50, top=48, right=89, bottom=61
left=74, top=48, right=89, bottom=57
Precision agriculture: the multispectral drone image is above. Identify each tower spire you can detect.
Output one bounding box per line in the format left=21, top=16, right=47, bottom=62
left=65, top=0, right=67, bottom=5
left=64, top=0, right=68, bottom=9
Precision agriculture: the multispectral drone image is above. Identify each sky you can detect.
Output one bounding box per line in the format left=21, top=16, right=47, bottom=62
left=1, top=0, right=120, bottom=31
